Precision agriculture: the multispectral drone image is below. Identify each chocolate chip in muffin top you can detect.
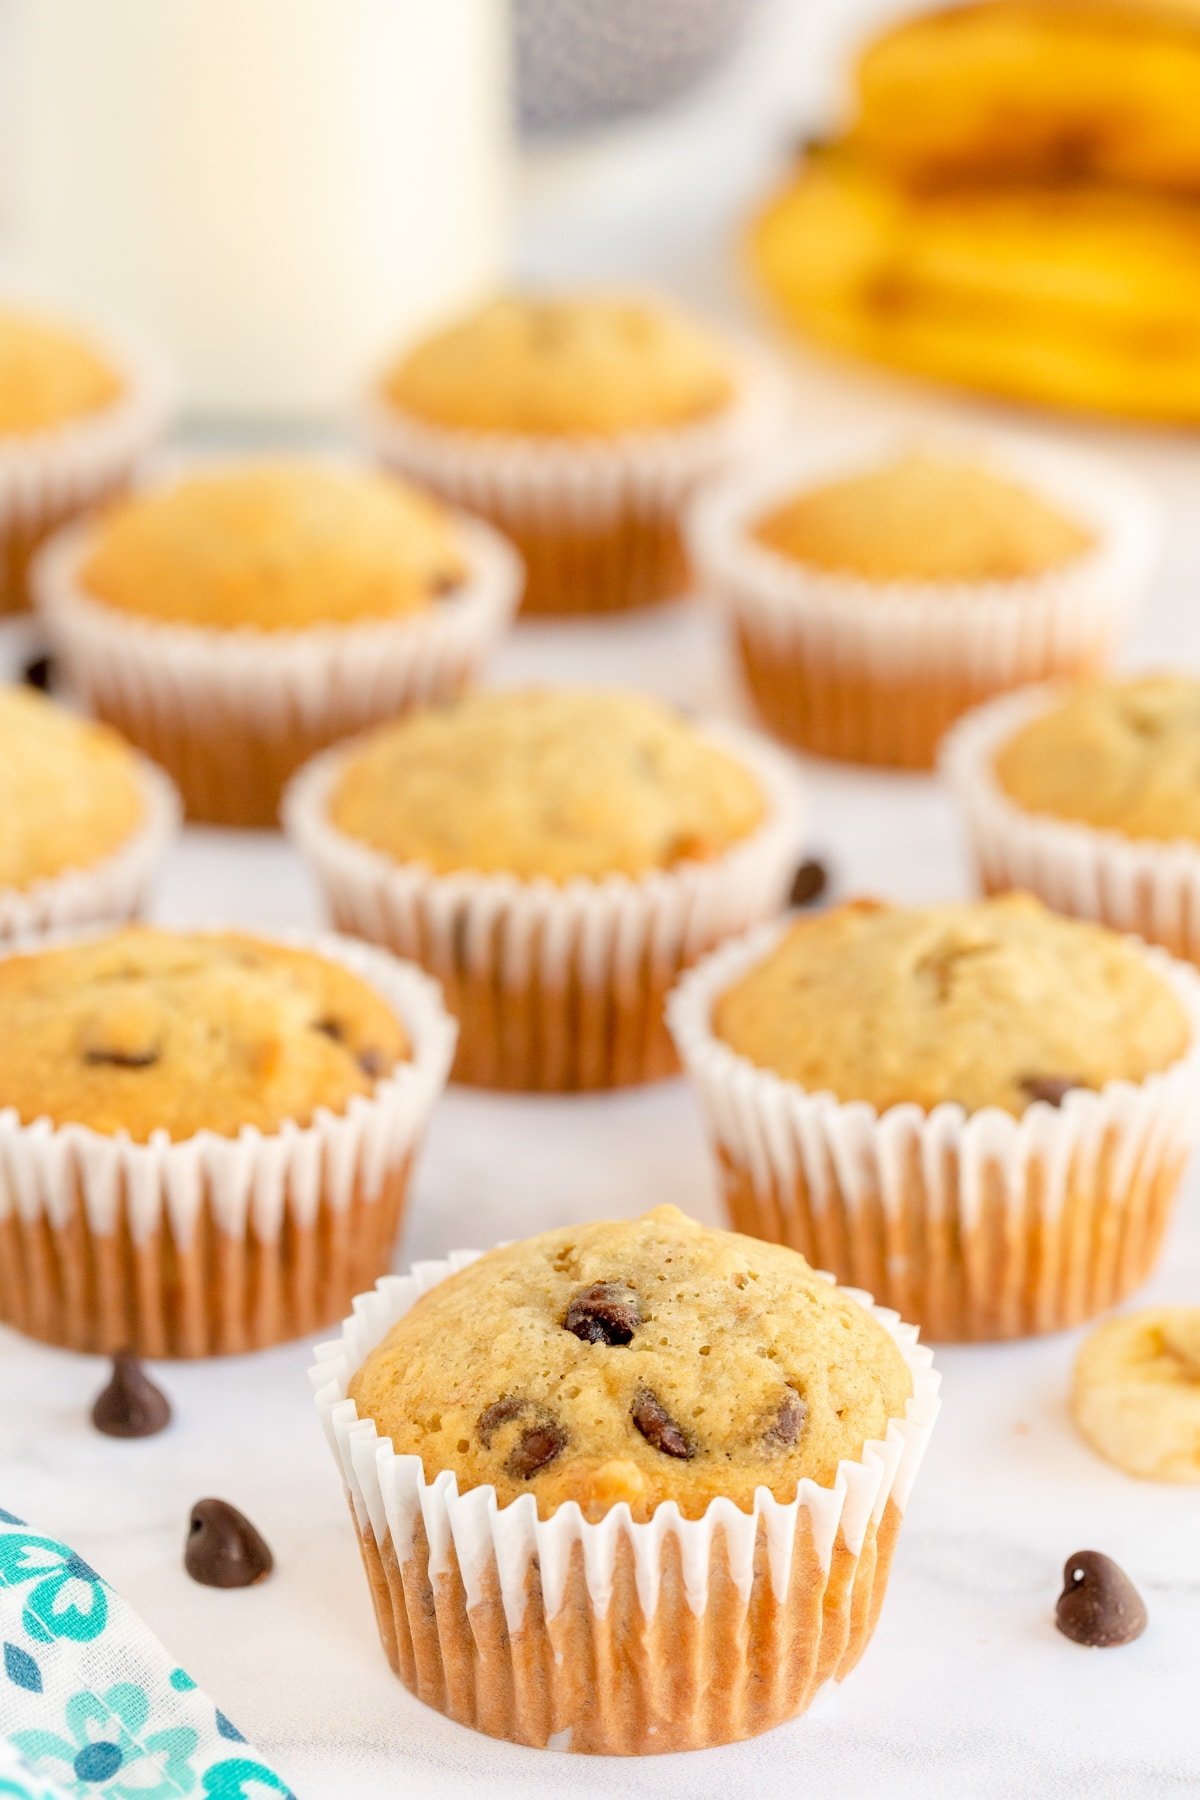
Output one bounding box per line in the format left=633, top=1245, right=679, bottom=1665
left=348, top=1206, right=912, bottom=1522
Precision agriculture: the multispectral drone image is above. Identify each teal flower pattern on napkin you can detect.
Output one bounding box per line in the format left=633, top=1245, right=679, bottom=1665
left=0, top=1513, right=294, bottom=1800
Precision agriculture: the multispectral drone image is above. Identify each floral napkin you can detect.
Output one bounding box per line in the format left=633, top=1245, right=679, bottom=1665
left=0, top=1508, right=296, bottom=1800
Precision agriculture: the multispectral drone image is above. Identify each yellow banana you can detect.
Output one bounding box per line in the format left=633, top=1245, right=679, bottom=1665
left=854, top=0, right=1200, bottom=192
left=750, top=144, right=1200, bottom=422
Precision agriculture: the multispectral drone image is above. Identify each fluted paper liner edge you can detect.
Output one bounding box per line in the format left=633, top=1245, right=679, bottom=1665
left=667, top=914, right=1200, bottom=1335
left=943, top=683, right=1200, bottom=963
left=312, top=1254, right=939, bottom=1632
left=0, top=755, right=180, bottom=941
left=33, top=498, right=523, bottom=739
left=0, top=927, right=456, bottom=1244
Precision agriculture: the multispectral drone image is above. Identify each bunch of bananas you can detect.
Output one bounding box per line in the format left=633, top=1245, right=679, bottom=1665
left=750, top=0, right=1200, bottom=422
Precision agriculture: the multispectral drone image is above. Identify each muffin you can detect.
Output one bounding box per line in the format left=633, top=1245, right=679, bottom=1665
left=33, top=458, right=521, bottom=827
left=362, top=292, right=774, bottom=616
left=668, top=895, right=1200, bottom=1340
left=686, top=432, right=1158, bottom=768
left=0, top=302, right=170, bottom=614
left=0, top=686, right=178, bottom=940
left=944, top=675, right=1200, bottom=964
left=0, top=926, right=455, bottom=1356
left=284, top=686, right=804, bottom=1091
left=314, top=1206, right=940, bottom=1753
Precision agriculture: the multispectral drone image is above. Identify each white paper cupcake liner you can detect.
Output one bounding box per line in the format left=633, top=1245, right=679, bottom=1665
left=358, top=336, right=784, bottom=616
left=943, top=683, right=1200, bottom=964
left=0, top=752, right=180, bottom=941
left=311, top=1247, right=939, bottom=1754
left=0, top=926, right=456, bottom=1357
left=668, top=915, right=1200, bottom=1341
left=31, top=462, right=523, bottom=826
left=0, top=316, right=173, bottom=614
left=685, top=426, right=1161, bottom=769
left=283, top=714, right=807, bottom=1091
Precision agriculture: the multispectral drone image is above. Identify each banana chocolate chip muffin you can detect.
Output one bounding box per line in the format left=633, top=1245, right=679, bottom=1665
left=0, top=927, right=408, bottom=1141
left=945, top=675, right=1200, bottom=965
left=0, top=686, right=177, bottom=937
left=0, top=307, right=124, bottom=433
left=670, top=894, right=1200, bottom=1340
left=687, top=434, right=1152, bottom=769
left=713, top=894, right=1189, bottom=1116
left=327, top=686, right=767, bottom=883
left=0, top=926, right=454, bottom=1357
left=36, top=458, right=520, bottom=827
left=325, top=1206, right=936, bottom=1752
left=0, top=304, right=169, bottom=615
left=350, top=1204, right=912, bottom=1521
left=992, top=675, right=1200, bottom=841
left=79, top=461, right=466, bottom=631
left=752, top=451, right=1094, bottom=585
left=286, top=686, right=801, bottom=1090
left=365, top=291, right=768, bottom=615
left=380, top=295, right=734, bottom=437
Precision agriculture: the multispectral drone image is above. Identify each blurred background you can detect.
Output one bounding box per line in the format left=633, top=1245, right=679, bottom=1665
left=0, top=2, right=890, bottom=417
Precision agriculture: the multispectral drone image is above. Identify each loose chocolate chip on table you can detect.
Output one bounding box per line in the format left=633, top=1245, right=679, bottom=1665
left=1055, top=1550, right=1147, bottom=1648
left=789, top=857, right=829, bottom=908
left=762, top=1389, right=807, bottom=1450
left=91, top=1352, right=172, bottom=1439
left=631, top=1387, right=693, bottom=1460
left=506, top=1420, right=567, bottom=1480
left=21, top=652, right=55, bottom=693
left=1021, top=1075, right=1084, bottom=1108
left=83, top=1047, right=160, bottom=1069
left=185, top=1499, right=274, bottom=1589
left=564, top=1282, right=641, bottom=1346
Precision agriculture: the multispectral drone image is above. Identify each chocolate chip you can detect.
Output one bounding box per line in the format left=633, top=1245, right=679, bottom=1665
left=1021, top=1075, right=1084, bottom=1108
left=789, top=857, right=829, bottom=908
left=91, top=1352, right=171, bottom=1439
left=21, top=652, right=55, bottom=693
left=1055, top=1550, right=1147, bottom=1648
left=358, top=1049, right=388, bottom=1079
left=478, top=1396, right=530, bottom=1446
left=431, top=570, right=462, bottom=600
left=506, top=1421, right=567, bottom=1480
left=631, top=1387, right=693, bottom=1460
left=312, top=1016, right=344, bottom=1042
left=184, top=1499, right=273, bottom=1589
left=762, top=1389, right=807, bottom=1450
left=83, top=1047, right=159, bottom=1069
left=564, top=1282, right=640, bottom=1346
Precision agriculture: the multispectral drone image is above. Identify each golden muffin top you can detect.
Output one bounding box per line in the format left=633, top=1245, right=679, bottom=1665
left=328, top=688, right=768, bottom=882
left=0, top=688, right=146, bottom=890
left=349, top=1206, right=912, bottom=1521
left=0, top=307, right=124, bottom=435
left=79, top=461, right=467, bottom=631
left=994, top=676, right=1200, bottom=842
left=377, top=294, right=735, bottom=436
left=713, top=895, right=1189, bottom=1116
left=752, top=452, right=1095, bottom=584
left=0, top=928, right=408, bottom=1141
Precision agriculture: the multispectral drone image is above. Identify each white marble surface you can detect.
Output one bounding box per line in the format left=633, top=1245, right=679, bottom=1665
left=5, top=5, right=1200, bottom=1795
